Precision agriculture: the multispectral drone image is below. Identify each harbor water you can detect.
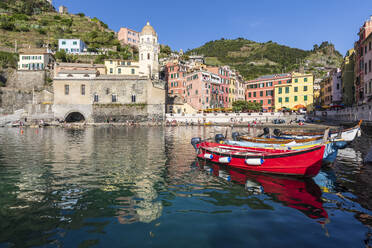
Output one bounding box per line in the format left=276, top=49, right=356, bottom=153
left=0, top=126, right=371, bottom=247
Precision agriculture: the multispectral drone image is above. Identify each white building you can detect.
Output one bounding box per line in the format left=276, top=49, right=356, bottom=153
left=58, top=39, right=87, bottom=54
left=18, top=48, right=55, bottom=71
left=138, top=22, right=160, bottom=79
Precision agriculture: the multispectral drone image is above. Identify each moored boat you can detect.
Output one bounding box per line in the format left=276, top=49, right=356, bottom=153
left=193, top=140, right=325, bottom=177
left=230, top=133, right=346, bottom=163
left=272, top=120, right=362, bottom=142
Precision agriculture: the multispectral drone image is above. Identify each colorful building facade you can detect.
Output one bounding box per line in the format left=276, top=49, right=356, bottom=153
left=246, top=74, right=291, bottom=112
left=206, top=66, right=231, bottom=108
left=118, top=27, right=140, bottom=47
left=104, top=59, right=139, bottom=75
left=362, top=33, right=372, bottom=102
left=331, top=68, right=342, bottom=104
left=274, top=72, right=314, bottom=111
left=354, top=16, right=372, bottom=104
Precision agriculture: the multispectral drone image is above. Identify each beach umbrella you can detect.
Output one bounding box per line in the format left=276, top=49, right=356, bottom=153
left=294, top=104, right=306, bottom=109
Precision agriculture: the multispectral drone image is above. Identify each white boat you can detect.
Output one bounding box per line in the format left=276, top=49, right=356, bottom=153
left=274, top=121, right=362, bottom=142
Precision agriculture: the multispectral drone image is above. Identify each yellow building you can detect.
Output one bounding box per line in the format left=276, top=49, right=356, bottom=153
left=104, top=59, right=139, bottom=75
left=274, top=72, right=314, bottom=112
left=229, top=76, right=236, bottom=107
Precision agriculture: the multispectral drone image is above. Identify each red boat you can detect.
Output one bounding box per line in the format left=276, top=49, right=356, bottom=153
left=195, top=141, right=325, bottom=177
left=195, top=161, right=328, bottom=220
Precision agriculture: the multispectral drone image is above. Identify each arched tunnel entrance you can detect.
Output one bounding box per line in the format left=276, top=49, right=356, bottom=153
left=65, top=112, right=85, bottom=123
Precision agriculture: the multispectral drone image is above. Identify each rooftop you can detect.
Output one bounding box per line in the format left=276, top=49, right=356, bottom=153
left=19, top=48, right=53, bottom=55
left=141, top=22, right=157, bottom=36
left=56, top=62, right=105, bottom=68
left=58, top=69, right=97, bottom=74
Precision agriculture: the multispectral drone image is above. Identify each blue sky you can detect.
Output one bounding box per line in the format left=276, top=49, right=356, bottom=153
left=52, top=0, right=372, bottom=55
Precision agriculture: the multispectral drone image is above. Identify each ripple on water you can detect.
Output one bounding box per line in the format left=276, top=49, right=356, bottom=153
left=0, top=126, right=371, bottom=247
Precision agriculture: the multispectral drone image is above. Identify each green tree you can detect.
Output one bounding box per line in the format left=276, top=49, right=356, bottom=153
left=55, top=49, right=67, bottom=62
left=232, top=100, right=262, bottom=112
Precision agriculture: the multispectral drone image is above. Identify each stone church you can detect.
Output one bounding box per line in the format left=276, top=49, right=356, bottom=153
left=52, top=22, right=166, bottom=123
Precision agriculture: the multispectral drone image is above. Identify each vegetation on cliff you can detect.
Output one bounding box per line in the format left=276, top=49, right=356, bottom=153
left=0, top=51, right=18, bottom=69
left=0, top=0, right=135, bottom=62
left=187, top=38, right=343, bottom=80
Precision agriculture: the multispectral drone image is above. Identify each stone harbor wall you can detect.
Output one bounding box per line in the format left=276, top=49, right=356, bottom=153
left=0, top=69, right=51, bottom=115
left=0, top=88, right=32, bottom=114
left=6, top=70, right=46, bottom=90
left=53, top=77, right=166, bottom=123
left=314, top=103, right=372, bottom=124
left=92, top=104, right=149, bottom=123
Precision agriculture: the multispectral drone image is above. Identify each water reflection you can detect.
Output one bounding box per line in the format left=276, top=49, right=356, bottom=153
left=194, top=160, right=329, bottom=221
left=0, top=126, right=371, bottom=247
left=0, top=127, right=167, bottom=246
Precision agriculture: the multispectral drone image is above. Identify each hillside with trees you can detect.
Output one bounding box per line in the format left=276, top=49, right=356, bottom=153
left=0, top=0, right=136, bottom=65
left=186, top=38, right=343, bottom=80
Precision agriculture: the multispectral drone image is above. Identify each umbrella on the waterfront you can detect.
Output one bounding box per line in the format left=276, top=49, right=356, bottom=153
left=294, top=104, right=306, bottom=110
left=279, top=107, right=291, bottom=112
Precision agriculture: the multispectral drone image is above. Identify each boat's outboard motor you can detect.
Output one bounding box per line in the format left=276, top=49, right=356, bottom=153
left=232, top=132, right=240, bottom=141
left=257, top=127, right=270, bottom=138
left=215, top=134, right=225, bottom=143
left=191, top=137, right=202, bottom=151
left=333, top=141, right=348, bottom=149
left=273, top=129, right=281, bottom=137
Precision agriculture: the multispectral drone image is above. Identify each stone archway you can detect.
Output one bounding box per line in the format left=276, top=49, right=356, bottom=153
left=65, top=112, right=85, bottom=123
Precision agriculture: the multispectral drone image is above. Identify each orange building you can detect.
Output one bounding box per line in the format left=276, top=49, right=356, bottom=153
left=245, top=74, right=291, bottom=112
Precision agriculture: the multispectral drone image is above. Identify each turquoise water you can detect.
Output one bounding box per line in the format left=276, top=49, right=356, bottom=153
left=0, top=126, right=371, bottom=247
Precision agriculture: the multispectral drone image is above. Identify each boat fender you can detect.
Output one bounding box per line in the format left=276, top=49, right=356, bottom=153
left=273, top=129, right=281, bottom=136
left=218, top=157, right=231, bottom=163
left=191, top=137, right=202, bottom=151
left=204, top=153, right=213, bottom=159
left=232, top=132, right=240, bottom=141
left=245, top=158, right=264, bottom=166
left=215, top=134, right=225, bottom=143
left=358, top=129, right=362, bottom=137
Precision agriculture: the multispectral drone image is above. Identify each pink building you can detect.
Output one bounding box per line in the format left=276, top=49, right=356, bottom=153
left=206, top=66, right=230, bottom=108
left=355, top=16, right=372, bottom=104
left=363, top=32, right=372, bottom=101
left=118, top=27, right=140, bottom=47
left=184, top=70, right=222, bottom=110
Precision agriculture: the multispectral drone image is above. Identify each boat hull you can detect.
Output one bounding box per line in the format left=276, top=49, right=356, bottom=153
left=226, top=139, right=338, bottom=163
left=277, top=122, right=361, bottom=142
left=196, top=142, right=325, bottom=177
